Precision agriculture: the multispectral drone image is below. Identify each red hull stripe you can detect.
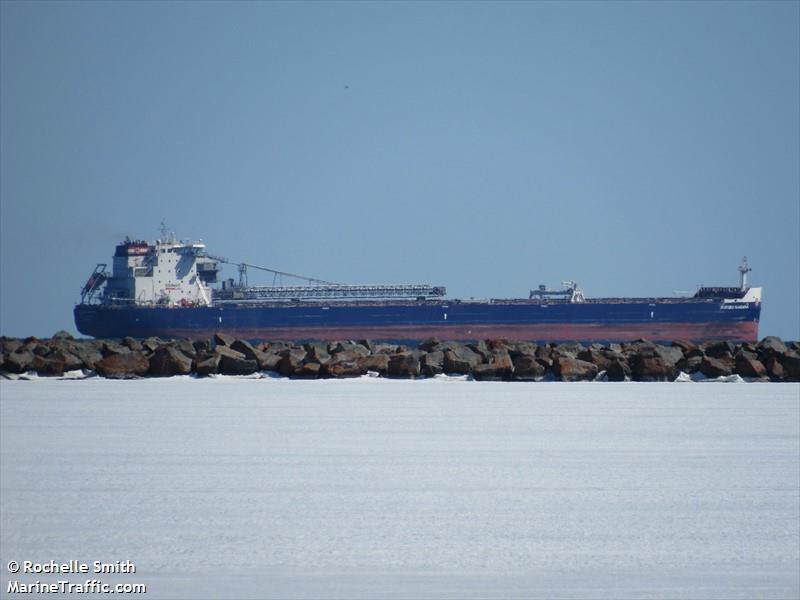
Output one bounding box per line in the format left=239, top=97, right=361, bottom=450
left=159, top=321, right=759, bottom=342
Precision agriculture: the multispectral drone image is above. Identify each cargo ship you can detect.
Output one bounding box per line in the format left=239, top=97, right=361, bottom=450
left=74, top=230, right=762, bottom=342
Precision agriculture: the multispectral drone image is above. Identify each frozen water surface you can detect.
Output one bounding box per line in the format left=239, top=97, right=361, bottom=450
left=1, top=378, right=798, bottom=599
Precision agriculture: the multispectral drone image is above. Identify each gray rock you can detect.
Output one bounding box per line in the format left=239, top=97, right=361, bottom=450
left=52, top=330, right=74, bottom=340
left=758, top=336, right=787, bottom=356
left=122, top=336, right=143, bottom=352
left=213, top=346, right=256, bottom=375
left=95, top=352, right=150, bottom=378
left=443, top=345, right=482, bottom=374
left=511, top=354, right=545, bottom=381
left=700, top=356, right=733, bottom=378
left=553, top=342, right=586, bottom=359
left=278, top=348, right=307, bottom=377
left=764, top=356, right=785, bottom=380
left=230, top=339, right=260, bottom=361
left=632, top=356, right=675, bottom=382
left=779, top=352, right=800, bottom=381
left=47, top=348, right=85, bottom=371
left=303, top=343, right=331, bottom=365
left=4, top=350, right=34, bottom=374
left=142, top=337, right=163, bottom=353
left=194, top=353, right=221, bottom=376
left=675, top=355, right=703, bottom=374
left=357, top=354, right=390, bottom=375
left=555, top=356, right=598, bottom=382
left=324, top=360, right=365, bottom=378
left=149, top=346, right=193, bottom=376
left=418, top=337, right=441, bottom=352
left=1, top=339, right=22, bottom=354
left=292, top=362, right=321, bottom=379
left=388, top=353, right=420, bottom=378
left=606, top=358, right=631, bottom=382
left=473, top=352, right=513, bottom=381
left=175, top=340, right=197, bottom=359
left=256, top=352, right=283, bottom=372
left=33, top=354, right=65, bottom=376
left=734, top=352, right=767, bottom=379
left=101, top=341, right=130, bottom=357
left=213, top=332, right=236, bottom=347
left=421, top=351, right=444, bottom=377
left=704, top=341, right=735, bottom=360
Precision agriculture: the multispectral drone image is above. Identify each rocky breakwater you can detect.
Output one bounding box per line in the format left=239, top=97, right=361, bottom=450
left=1, top=332, right=799, bottom=382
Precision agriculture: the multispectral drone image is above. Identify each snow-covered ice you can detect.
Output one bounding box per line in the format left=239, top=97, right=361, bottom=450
left=1, top=378, right=798, bottom=599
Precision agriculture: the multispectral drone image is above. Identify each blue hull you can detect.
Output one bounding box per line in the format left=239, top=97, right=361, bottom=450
left=74, top=299, right=761, bottom=342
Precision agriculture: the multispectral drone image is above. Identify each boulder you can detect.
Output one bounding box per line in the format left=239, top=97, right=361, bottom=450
left=32, top=343, right=50, bottom=356
left=704, top=341, right=735, bottom=360
left=700, top=356, right=733, bottom=378
left=655, top=345, right=684, bottom=368
left=194, top=353, right=220, bottom=376
left=605, top=358, right=631, bottom=382
left=324, top=360, right=365, bottom=378
left=69, top=345, right=103, bottom=370
left=33, top=354, right=65, bottom=376
left=3, top=350, right=34, bottom=374
left=577, top=348, right=615, bottom=372
left=357, top=354, right=389, bottom=375
left=193, top=340, right=212, bottom=355
left=278, top=348, right=307, bottom=377
left=671, top=340, right=697, bottom=354
left=507, top=342, right=537, bottom=359
left=553, top=342, right=586, bottom=359
left=122, top=336, right=143, bottom=352
left=216, top=346, right=258, bottom=375
left=534, top=345, right=554, bottom=368
left=473, top=352, right=513, bottom=381
left=328, top=341, right=370, bottom=357
left=230, top=339, right=260, bottom=361
left=764, top=356, right=786, bottom=380
left=101, top=341, right=130, bottom=357
left=303, top=343, right=331, bottom=365
left=554, top=356, right=598, bottom=382
left=388, top=353, right=420, bottom=378
left=213, top=332, right=236, bottom=347
left=511, top=354, right=545, bottom=381
left=141, top=337, right=163, bottom=353
left=779, top=353, right=800, bottom=381
left=443, top=345, right=482, bottom=374
left=758, top=336, right=787, bottom=357
left=486, top=339, right=511, bottom=352
left=95, top=352, right=150, bottom=378
left=675, top=355, right=703, bottom=374
left=292, top=362, right=321, bottom=379
left=256, top=352, right=283, bottom=372
left=418, top=337, right=441, bottom=352
left=734, top=352, right=767, bottom=379
left=632, top=356, right=675, bottom=382
left=175, top=340, right=197, bottom=359
left=421, top=351, right=444, bottom=377
left=1, top=339, right=22, bottom=354
left=47, top=348, right=85, bottom=371
left=52, top=330, right=74, bottom=340
left=149, top=346, right=193, bottom=376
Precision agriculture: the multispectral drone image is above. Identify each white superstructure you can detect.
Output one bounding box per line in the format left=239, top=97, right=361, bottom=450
left=101, top=235, right=219, bottom=306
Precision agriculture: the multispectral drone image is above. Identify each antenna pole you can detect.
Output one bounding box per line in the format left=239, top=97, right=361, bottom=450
left=738, top=257, right=752, bottom=290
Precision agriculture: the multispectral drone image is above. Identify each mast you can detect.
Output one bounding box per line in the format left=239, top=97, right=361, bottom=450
left=738, top=257, right=751, bottom=290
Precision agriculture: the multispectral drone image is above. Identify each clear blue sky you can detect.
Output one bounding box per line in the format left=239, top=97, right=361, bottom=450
left=2, top=1, right=798, bottom=340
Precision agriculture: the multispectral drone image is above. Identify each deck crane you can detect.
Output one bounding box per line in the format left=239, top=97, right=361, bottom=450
left=203, top=254, right=446, bottom=301
left=204, top=254, right=338, bottom=287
